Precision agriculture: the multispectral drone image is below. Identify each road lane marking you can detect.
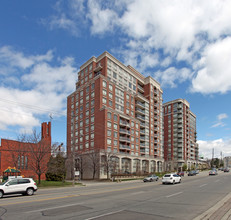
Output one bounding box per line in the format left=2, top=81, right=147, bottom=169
left=214, top=179, right=220, bottom=182
left=0, top=195, right=78, bottom=206
left=0, top=185, right=154, bottom=206
left=85, top=210, right=124, bottom=220
left=166, top=192, right=182, bottom=198
left=199, top=184, right=207, bottom=188
left=131, top=191, right=144, bottom=195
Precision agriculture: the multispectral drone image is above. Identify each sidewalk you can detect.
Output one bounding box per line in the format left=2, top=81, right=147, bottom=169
left=194, top=192, right=231, bottom=220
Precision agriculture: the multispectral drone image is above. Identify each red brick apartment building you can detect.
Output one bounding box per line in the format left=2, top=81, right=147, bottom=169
left=163, top=99, right=198, bottom=171
left=67, top=51, right=164, bottom=179
left=0, top=122, right=51, bottom=180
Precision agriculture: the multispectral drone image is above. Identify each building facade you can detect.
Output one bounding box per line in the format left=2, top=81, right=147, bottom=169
left=0, top=122, right=51, bottom=180
left=67, top=52, right=164, bottom=179
left=163, top=99, right=198, bottom=171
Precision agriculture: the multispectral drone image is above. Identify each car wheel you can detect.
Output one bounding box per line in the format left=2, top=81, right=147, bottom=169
left=162, top=182, right=165, bottom=185
left=173, top=180, right=175, bottom=184
left=156, top=178, right=158, bottom=181
left=0, top=190, right=3, bottom=198
left=26, top=188, right=34, bottom=196
left=179, top=179, right=181, bottom=183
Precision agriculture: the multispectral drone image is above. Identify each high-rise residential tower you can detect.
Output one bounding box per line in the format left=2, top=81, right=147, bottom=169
left=163, top=99, right=198, bottom=171
left=67, top=52, right=164, bottom=179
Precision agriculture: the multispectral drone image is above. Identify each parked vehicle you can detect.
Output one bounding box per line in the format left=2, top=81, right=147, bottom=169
left=177, top=171, right=184, bottom=177
left=143, top=174, right=159, bottom=182
left=195, top=170, right=199, bottom=174
left=162, top=173, right=181, bottom=184
left=209, top=169, right=218, bottom=175
left=0, top=178, right=37, bottom=198
left=188, top=170, right=196, bottom=176
left=224, top=168, right=230, bottom=172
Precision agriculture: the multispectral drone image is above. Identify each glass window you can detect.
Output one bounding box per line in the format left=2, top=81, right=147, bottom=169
left=91, top=83, right=95, bottom=89
left=103, top=81, right=107, bottom=88
left=114, top=114, right=118, bottom=121
left=102, top=97, right=107, bottom=104
left=103, top=89, right=107, bottom=96
left=107, top=121, right=112, bottom=128
left=107, top=112, right=112, bottom=119
left=109, top=93, right=113, bottom=99
left=109, top=84, right=113, bottom=91
left=107, top=130, right=111, bottom=136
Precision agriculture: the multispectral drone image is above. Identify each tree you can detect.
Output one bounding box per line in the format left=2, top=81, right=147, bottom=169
left=182, top=164, right=187, bottom=171
left=100, top=149, right=116, bottom=179
left=46, top=154, right=66, bottom=181
left=86, top=150, right=100, bottom=180
left=27, top=129, right=51, bottom=184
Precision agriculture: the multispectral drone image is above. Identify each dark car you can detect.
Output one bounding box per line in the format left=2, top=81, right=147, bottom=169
left=188, top=170, right=196, bottom=176
left=209, top=169, right=218, bottom=175
left=177, top=171, right=185, bottom=177
left=143, top=174, right=159, bottom=182
left=224, top=168, right=230, bottom=172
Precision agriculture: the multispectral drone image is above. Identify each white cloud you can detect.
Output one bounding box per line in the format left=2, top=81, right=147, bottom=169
left=154, top=67, right=192, bottom=88
left=211, top=113, right=228, bottom=128
left=198, top=139, right=231, bottom=159
left=0, top=46, right=77, bottom=133
left=191, top=37, right=231, bottom=94
left=44, top=0, right=231, bottom=94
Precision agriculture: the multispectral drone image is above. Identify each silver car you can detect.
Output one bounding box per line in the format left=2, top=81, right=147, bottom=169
left=143, top=174, right=159, bottom=182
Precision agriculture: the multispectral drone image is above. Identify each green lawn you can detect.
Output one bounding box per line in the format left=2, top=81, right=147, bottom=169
left=35, top=180, right=82, bottom=188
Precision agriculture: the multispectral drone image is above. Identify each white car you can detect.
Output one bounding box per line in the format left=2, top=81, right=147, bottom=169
left=162, top=173, right=181, bottom=184
left=0, top=178, right=37, bottom=198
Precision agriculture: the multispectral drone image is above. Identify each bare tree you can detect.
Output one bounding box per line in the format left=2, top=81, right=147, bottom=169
left=100, top=149, right=116, bottom=180
left=86, top=150, right=100, bottom=179
left=27, top=129, right=51, bottom=184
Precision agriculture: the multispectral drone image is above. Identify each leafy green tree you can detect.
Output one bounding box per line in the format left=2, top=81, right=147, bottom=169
left=46, top=154, right=66, bottom=181
left=182, top=164, right=187, bottom=171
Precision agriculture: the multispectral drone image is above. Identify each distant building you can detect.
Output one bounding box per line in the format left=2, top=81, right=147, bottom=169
left=67, top=51, right=164, bottom=179
left=224, top=157, right=231, bottom=168
left=0, top=122, right=51, bottom=180
left=163, top=99, right=198, bottom=171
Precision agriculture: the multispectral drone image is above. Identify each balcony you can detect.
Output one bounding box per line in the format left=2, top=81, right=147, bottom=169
left=119, top=144, right=131, bottom=150
left=136, top=114, right=145, bottom=122
left=94, top=64, right=103, bottom=72
left=119, top=128, right=131, bottom=135
left=119, top=120, right=130, bottom=127
left=140, top=122, right=145, bottom=128
left=136, top=108, right=145, bottom=115
left=119, top=136, right=131, bottom=142
left=140, top=136, right=145, bottom=141
left=140, top=129, right=145, bottom=135
left=138, top=84, right=144, bottom=93
left=135, top=101, right=145, bottom=109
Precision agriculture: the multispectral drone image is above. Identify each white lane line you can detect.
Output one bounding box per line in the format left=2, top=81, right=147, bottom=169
left=85, top=210, right=124, bottom=220
left=26, top=203, right=83, bottom=213
left=215, top=179, right=220, bottom=182
left=199, top=184, right=207, bottom=188
left=131, top=191, right=144, bottom=195
left=166, top=192, right=182, bottom=198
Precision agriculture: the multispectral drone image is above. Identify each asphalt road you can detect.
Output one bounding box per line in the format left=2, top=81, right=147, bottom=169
left=0, top=171, right=230, bottom=220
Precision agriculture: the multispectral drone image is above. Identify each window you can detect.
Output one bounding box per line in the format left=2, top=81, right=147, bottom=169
left=80, top=91, right=83, bottom=97
left=91, top=92, right=95, bottom=97
left=91, top=107, right=94, bottom=114
left=107, top=121, right=112, bottom=128
left=113, top=72, right=117, bottom=79
left=107, top=139, right=111, bottom=145
left=103, top=81, right=107, bottom=88
left=114, top=114, right=117, bottom=121
left=86, top=102, right=89, bottom=109
left=114, top=124, right=118, bottom=130
left=91, top=83, right=95, bottom=89
left=114, top=140, right=117, bottom=146
left=109, top=100, right=113, bottom=107
left=109, top=93, right=113, bottom=99
left=91, top=125, right=94, bottom=131
left=86, top=95, right=89, bottom=101
left=107, top=112, right=112, bottom=119
left=102, top=97, right=107, bottom=104
left=86, top=110, right=89, bottom=116
left=91, top=100, right=94, bottom=106
left=107, top=130, right=111, bottom=136
left=91, top=133, right=94, bottom=139
left=86, top=118, right=89, bottom=124
left=114, top=132, right=117, bottom=138
left=91, top=116, right=94, bottom=123
left=109, top=84, right=113, bottom=91
left=103, top=89, right=107, bottom=96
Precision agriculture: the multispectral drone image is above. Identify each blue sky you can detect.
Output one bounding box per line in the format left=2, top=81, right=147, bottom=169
left=0, top=0, right=231, bottom=159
